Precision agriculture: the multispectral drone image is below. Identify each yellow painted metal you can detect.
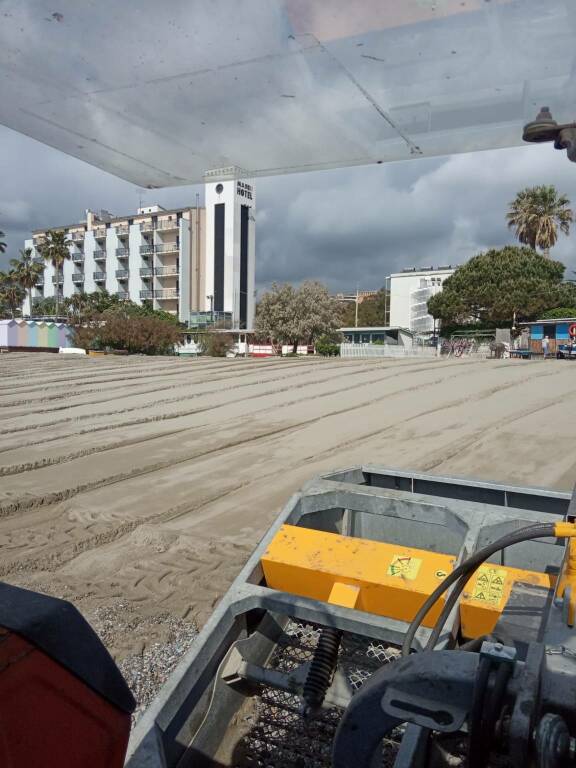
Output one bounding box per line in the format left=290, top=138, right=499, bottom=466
left=460, top=564, right=554, bottom=638
left=554, top=522, right=576, bottom=538
left=329, top=582, right=361, bottom=609
left=556, top=537, right=576, bottom=626
left=261, top=525, right=555, bottom=638
left=262, top=525, right=456, bottom=628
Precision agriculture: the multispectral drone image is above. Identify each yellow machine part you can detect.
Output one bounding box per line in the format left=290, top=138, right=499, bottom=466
left=261, top=525, right=555, bottom=638
left=554, top=536, right=576, bottom=626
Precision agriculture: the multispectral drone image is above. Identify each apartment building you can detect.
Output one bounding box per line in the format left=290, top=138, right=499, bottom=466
left=389, top=266, right=455, bottom=334
left=25, top=171, right=256, bottom=328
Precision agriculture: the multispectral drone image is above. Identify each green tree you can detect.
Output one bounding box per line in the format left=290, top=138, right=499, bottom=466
left=31, top=296, right=58, bottom=316
left=38, top=230, right=71, bottom=316
left=0, top=271, right=26, bottom=318
left=427, top=246, right=576, bottom=325
left=256, top=281, right=343, bottom=353
left=10, top=248, right=44, bottom=317
left=341, top=288, right=389, bottom=326
left=63, top=292, right=91, bottom=322
left=507, top=186, right=573, bottom=256
left=83, top=289, right=123, bottom=314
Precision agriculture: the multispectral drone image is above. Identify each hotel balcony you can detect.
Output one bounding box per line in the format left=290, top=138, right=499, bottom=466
left=139, top=267, right=154, bottom=277
left=35, top=277, right=44, bottom=287
left=155, top=242, right=179, bottom=254
left=70, top=231, right=85, bottom=243
left=155, top=265, right=178, bottom=276
left=156, top=219, right=178, bottom=231
left=116, top=247, right=130, bottom=258
left=52, top=275, right=64, bottom=284
left=72, top=273, right=85, bottom=283
left=115, top=225, right=129, bottom=236
left=93, top=271, right=106, bottom=282
left=140, top=221, right=155, bottom=232
left=116, top=269, right=130, bottom=279
left=72, top=252, right=84, bottom=263
left=140, top=245, right=155, bottom=256
left=139, top=290, right=155, bottom=299
left=93, top=250, right=107, bottom=261
left=117, top=291, right=130, bottom=300
left=156, top=288, right=178, bottom=300
left=93, top=228, right=107, bottom=241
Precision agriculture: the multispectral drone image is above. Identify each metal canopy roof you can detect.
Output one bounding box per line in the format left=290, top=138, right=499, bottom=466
left=1, top=1, right=574, bottom=187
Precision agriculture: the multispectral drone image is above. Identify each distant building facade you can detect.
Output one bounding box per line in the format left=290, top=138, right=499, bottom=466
left=24, top=170, right=256, bottom=329
left=389, top=266, right=455, bottom=334
left=334, top=290, right=378, bottom=304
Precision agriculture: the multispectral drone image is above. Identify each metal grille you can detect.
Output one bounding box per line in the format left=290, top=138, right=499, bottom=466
left=232, top=620, right=402, bottom=768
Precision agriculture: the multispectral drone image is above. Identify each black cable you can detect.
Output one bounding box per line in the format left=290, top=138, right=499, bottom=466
left=401, top=522, right=556, bottom=657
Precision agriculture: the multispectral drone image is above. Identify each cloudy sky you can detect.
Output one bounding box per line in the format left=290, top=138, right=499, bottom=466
left=1, top=124, right=575, bottom=294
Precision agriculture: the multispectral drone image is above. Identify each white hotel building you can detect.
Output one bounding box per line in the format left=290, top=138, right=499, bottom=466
left=25, top=171, right=256, bottom=329
left=389, top=266, right=455, bottom=334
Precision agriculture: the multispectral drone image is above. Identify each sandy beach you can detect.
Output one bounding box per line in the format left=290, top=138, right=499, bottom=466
left=1, top=352, right=574, bottom=707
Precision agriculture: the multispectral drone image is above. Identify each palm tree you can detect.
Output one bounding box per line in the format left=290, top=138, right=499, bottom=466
left=65, top=292, right=89, bottom=322
left=0, top=271, right=26, bottom=319
left=38, top=230, right=71, bottom=316
left=10, top=248, right=44, bottom=317
left=507, top=185, right=573, bottom=256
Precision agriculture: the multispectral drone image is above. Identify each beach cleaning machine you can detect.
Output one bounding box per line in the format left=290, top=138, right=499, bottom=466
left=3, top=466, right=576, bottom=768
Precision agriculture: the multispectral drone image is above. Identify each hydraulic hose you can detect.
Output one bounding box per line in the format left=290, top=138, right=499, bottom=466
left=401, top=521, right=576, bottom=657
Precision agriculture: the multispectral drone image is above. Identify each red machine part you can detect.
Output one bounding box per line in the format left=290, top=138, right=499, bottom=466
left=0, top=627, right=132, bottom=768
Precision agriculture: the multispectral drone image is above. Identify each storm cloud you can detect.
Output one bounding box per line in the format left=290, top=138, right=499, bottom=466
left=1, top=125, right=576, bottom=295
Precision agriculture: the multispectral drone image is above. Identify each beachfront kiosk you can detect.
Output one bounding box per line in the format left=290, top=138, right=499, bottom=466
left=520, top=317, right=576, bottom=356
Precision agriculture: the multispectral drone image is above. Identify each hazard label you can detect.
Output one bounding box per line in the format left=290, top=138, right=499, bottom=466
left=471, top=566, right=507, bottom=606
left=387, top=555, right=422, bottom=580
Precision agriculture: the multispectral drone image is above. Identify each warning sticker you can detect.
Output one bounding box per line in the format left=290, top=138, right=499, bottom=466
left=387, top=555, right=422, bottom=580
left=471, top=566, right=507, bottom=606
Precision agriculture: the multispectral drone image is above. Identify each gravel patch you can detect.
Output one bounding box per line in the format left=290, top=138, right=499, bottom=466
left=91, top=602, right=198, bottom=721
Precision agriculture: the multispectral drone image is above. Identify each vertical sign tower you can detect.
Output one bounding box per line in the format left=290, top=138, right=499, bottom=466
left=204, top=168, right=256, bottom=329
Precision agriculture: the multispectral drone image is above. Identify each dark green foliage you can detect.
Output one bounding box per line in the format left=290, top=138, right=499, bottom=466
left=315, top=333, right=341, bottom=356
left=428, top=247, right=576, bottom=325
left=539, top=307, right=576, bottom=320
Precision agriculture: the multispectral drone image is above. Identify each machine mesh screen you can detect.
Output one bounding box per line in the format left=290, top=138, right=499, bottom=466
left=232, top=619, right=402, bottom=768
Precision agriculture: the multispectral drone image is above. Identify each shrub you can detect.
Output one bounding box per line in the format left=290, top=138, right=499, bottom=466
left=198, top=332, right=234, bottom=357
left=72, top=312, right=180, bottom=355
left=316, top=334, right=341, bottom=356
